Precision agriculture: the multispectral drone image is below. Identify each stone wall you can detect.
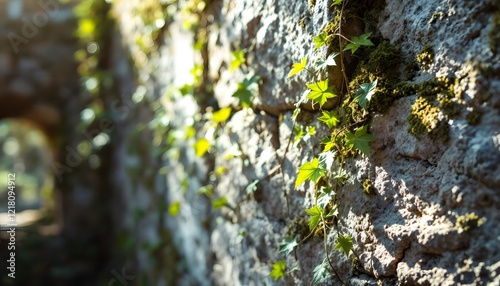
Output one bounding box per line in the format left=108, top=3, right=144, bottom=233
left=112, top=0, right=500, bottom=285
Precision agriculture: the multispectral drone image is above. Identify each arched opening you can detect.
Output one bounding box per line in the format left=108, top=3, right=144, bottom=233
left=0, top=119, right=56, bottom=226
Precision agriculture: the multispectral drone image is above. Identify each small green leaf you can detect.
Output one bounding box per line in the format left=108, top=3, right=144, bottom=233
left=321, top=135, right=337, bottom=152
left=294, top=125, right=304, bottom=144
left=313, top=32, right=328, bottom=50
left=303, top=126, right=316, bottom=141
left=318, top=150, right=336, bottom=171
left=345, top=125, right=375, bottom=156
left=212, top=197, right=227, bottom=209
left=335, top=234, right=353, bottom=257
left=312, top=258, right=330, bottom=285
left=295, top=158, right=326, bottom=188
left=288, top=57, right=307, bottom=77
left=230, top=50, right=245, bottom=72
left=353, top=79, right=378, bottom=109
left=232, top=75, right=260, bottom=107
left=325, top=204, right=339, bottom=219
left=316, top=186, right=335, bottom=210
left=292, top=107, right=301, bottom=120
left=278, top=236, right=299, bottom=256
left=169, top=201, right=181, bottom=216
left=316, top=52, right=339, bottom=70
left=331, top=0, right=343, bottom=6
left=269, top=260, right=286, bottom=281
left=306, top=205, right=322, bottom=230
left=211, top=107, right=232, bottom=123
left=318, top=110, right=340, bottom=128
left=343, top=32, right=374, bottom=54
left=306, top=80, right=336, bottom=107
left=194, top=138, right=210, bottom=157
left=245, top=180, right=259, bottom=195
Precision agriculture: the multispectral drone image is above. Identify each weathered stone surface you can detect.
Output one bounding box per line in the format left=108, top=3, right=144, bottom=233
left=111, top=0, right=500, bottom=285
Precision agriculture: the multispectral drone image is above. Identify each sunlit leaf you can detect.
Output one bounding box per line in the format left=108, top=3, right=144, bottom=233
left=313, top=32, right=328, bottom=50
left=316, top=52, right=339, bottom=70
left=169, top=201, right=181, bottom=216
left=295, top=158, right=326, bottom=188
left=245, top=180, right=259, bottom=195
left=288, top=57, right=307, bottom=77
left=212, top=197, right=227, bottom=209
left=212, top=107, right=232, bottom=123
left=194, top=138, right=210, bottom=157
left=269, top=260, right=286, bottom=281
left=312, top=258, right=330, bottom=285
left=318, top=110, right=339, bottom=128
left=306, top=80, right=336, bottom=107
left=230, top=50, right=245, bottom=72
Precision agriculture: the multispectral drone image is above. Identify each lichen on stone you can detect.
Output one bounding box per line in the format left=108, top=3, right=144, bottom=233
left=362, top=179, right=375, bottom=195
left=407, top=96, right=450, bottom=141
left=416, top=45, right=434, bottom=70
left=456, top=212, right=486, bottom=232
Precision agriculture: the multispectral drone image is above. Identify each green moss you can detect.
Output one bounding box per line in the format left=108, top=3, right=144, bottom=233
left=348, top=41, right=403, bottom=113
left=407, top=96, right=450, bottom=141
left=362, top=179, right=375, bottom=195
left=456, top=212, right=486, bottom=231
left=489, top=12, right=500, bottom=54
left=416, top=45, right=434, bottom=70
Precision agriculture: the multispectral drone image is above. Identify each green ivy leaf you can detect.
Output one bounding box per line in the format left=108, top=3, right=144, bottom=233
left=306, top=80, right=336, bottom=107
left=318, top=150, right=336, bottom=171
left=331, top=0, right=343, bottom=5
left=325, top=204, right=339, bottom=219
left=312, top=258, right=330, bottom=285
left=294, top=125, right=304, bottom=144
left=194, top=138, right=210, bottom=157
left=316, top=186, right=335, bottom=210
left=345, top=125, right=375, bottom=156
left=334, top=234, right=353, bottom=257
left=245, top=180, right=259, bottom=195
left=321, top=135, right=337, bottom=152
left=295, top=158, right=326, bottom=188
left=354, top=79, right=378, bottom=109
left=313, top=32, right=328, bottom=50
left=169, top=201, right=181, bottom=216
left=288, top=57, right=307, bottom=77
left=292, top=107, right=301, bottom=120
left=306, top=205, right=322, bottom=230
left=212, top=197, right=227, bottom=209
left=211, top=107, right=232, bottom=123
left=343, top=32, right=374, bottom=54
left=278, top=236, right=299, bottom=256
left=230, top=50, right=245, bottom=72
left=269, top=260, right=287, bottom=281
left=232, top=75, right=260, bottom=107
left=316, top=52, right=339, bottom=70
left=303, top=126, right=316, bottom=141
left=318, top=110, right=340, bottom=128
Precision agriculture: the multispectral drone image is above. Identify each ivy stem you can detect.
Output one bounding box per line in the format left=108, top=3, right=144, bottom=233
left=321, top=212, right=345, bottom=285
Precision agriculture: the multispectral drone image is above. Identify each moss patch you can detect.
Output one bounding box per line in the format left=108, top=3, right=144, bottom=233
left=407, top=96, right=449, bottom=141
left=456, top=212, right=486, bottom=232
left=416, top=45, right=434, bottom=70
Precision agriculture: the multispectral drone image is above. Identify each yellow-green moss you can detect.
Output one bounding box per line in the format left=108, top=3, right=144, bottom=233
left=489, top=12, right=500, bottom=54
left=309, top=0, right=316, bottom=9
left=456, top=212, right=486, bottom=231
left=429, top=11, right=445, bottom=24
left=416, top=45, right=434, bottom=70
left=407, top=96, right=450, bottom=141
left=362, top=179, right=375, bottom=195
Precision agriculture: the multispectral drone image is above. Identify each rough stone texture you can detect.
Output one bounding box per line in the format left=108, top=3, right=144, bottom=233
left=110, top=0, right=500, bottom=285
